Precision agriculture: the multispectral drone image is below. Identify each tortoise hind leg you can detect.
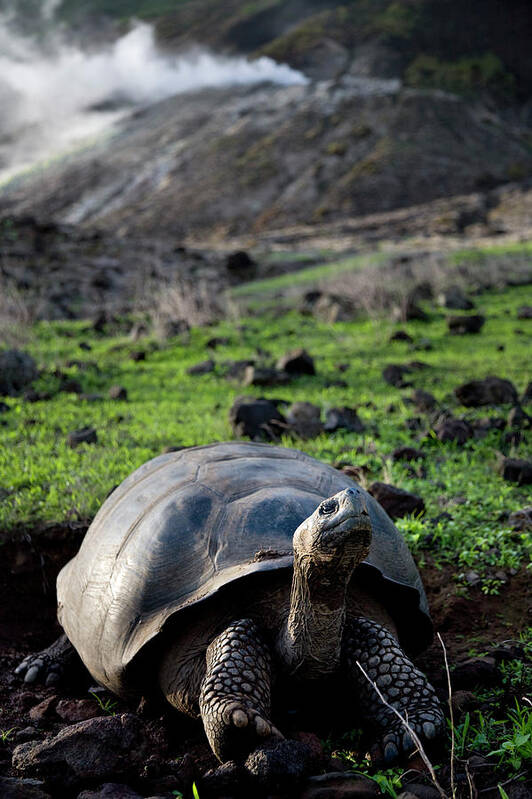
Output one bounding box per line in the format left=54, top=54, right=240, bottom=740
left=15, top=633, right=82, bottom=686
left=199, top=618, right=282, bottom=762
left=344, top=617, right=444, bottom=764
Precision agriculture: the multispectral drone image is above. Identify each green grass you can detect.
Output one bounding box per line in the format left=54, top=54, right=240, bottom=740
left=230, top=252, right=385, bottom=298
left=0, top=283, right=530, bottom=594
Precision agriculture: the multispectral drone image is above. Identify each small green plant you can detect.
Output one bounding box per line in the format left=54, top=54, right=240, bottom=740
left=0, top=728, right=15, bottom=742
left=488, top=701, right=532, bottom=773
left=89, top=690, right=118, bottom=716
left=192, top=783, right=201, bottom=799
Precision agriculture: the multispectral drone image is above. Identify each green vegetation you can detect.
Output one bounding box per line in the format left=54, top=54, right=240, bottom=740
left=0, top=282, right=530, bottom=597
left=57, top=0, right=185, bottom=21
left=405, top=53, right=516, bottom=98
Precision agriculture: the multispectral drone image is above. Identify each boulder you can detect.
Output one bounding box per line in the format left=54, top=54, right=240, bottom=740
left=368, top=482, right=425, bottom=520
left=389, top=330, right=413, bottom=343
left=12, top=714, right=149, bottom=783
left=507, top=405, right=531, bottom=429
left=108, top=385, right=128, bottom=401
left=392, top=447, right=425, bottom=462
left=451, top=656, right=499, bottom=689
left=392, top=298, right=428, bottom=322
left=497, top=457, right=532, bottom=485
left=508, top=507, right=532, bottom=531
left=301, top=771, right=380, bottom=798
left=411, top=389, right=437, bottom=412
left=522, top=381, right=532, bottom=405
left=455, top=376, right=518, bottom=407
left=245, top=740, right=315, bottom=791
left=29, top=696, right=58, bottom=723
left=225, top=250, right=257, bottom=282
left=324, top=407, right=365, bottom=433
left=129, top=350, right=146, bottom=362
left=67, top=427, right=98, bottom=448
left=77, top=784, right=144, bottom=799
left=516, top=305, right=532, bottom=319
left=434, top=417, right=474, bottom=444
left=0, top=350, right=38, bottom=396
left=243, top=365, right=288, bottom=387
left=229, top=396, right=286, bottom=441
left=0, top=778, right=51, bottom=799
left=276, top=349, right=316, bottom=376
left=447, top=315, right=485, bottom=334
left=55, top=699, right=101, bottom=723
left=382, top=364, right=412, bottom=388
left=286, top=402, right=323, bottom=439
left=437, top=286, right=474, bottom=310
left=186, top=359, right=215, bottom=376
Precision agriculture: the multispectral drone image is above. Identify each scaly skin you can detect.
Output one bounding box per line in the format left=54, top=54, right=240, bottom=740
left=199, top=618, right=282, bottom=762
left=344, top=617, right=444, bottom=763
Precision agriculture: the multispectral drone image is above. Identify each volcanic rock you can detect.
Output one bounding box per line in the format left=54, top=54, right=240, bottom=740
left=77, top=784, right=144, bottom=799
left=186, top=359, right=215, bottom=375
left=0, top=778, right=51, bottom=799
left=451, top=656, right=499, bottom=689
left=243, top=365, right=288, bottom=386
left=517, top=305, right=532, bottom=319
left=507, top=405, right=531, bottom=429
left=434, top=417, right=474, bottom=444
left=508, top=507, right=532, bottom=531
left=109, top=385, right=128, bottom=401
left=497, top=456, right=532, bottom=485
left=55, top=699, right=101, bottom=723
left=392, top=447, right=425, bottom=462
left=276, top=349, right=316, bottom=376
left=368, top=482, right=425, bottom=519
left=245, top=740, right=315, bottom=791
left=301, top=771, right=379, bottom=798
left=324, top=407, right=365, bottom=433
left=389, top=330, right=413, bottom=343
left=382, top=364, right=412, bottom=388
left=225, top=250, right=257, bottom=282
left=447, top=315, right=485, bottom=334
left=522, top=381, right=532, bottom=405
left=12, top=714, right=149, bottom=783
left=67, top=427, right=98, bottom=448
left=411, top=389, right=437, bottom=412
left=437, top=286, right=474, bottom=310
left=229, top=396, right=286, bottom=441
left=455, top=376, right=518, bottom=406
left=0, top=350, right=38, bottom=396
left=286, top=402, right=323, bottom=439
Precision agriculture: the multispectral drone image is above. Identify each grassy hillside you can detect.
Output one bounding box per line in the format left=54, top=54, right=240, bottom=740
left=1, top=280, right=530, bottom=590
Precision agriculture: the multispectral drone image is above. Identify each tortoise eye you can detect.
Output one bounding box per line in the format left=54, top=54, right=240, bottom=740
left=320, top=499, right=338, bottom=515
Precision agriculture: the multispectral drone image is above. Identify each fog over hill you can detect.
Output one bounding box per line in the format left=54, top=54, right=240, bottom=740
left=0, top=14, right=306, bottom=182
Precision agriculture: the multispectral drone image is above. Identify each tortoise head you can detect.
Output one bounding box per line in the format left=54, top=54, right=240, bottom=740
left=293, top=487, right=372, bottom=568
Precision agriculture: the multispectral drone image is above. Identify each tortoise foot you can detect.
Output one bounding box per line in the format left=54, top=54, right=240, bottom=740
left=15, top=633, right=77, bottom=686
left=345, top=617, right=445, bottom=765
left=199, top=618, right=281, bottom=762
left=370, top=705, right=444, bottom=765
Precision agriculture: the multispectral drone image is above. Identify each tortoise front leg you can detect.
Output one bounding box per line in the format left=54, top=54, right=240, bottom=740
left=344, top=617, right=444, bottom=764
left=199, top=618, right=282, bottom=762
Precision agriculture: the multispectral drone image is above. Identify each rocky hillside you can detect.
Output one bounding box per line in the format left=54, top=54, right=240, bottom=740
left=1, top=78, right=531, bottom=240
left=1, top=0, right=531, bottom=240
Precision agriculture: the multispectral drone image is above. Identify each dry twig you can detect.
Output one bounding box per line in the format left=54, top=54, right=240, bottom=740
left=356, top=660, right=448, bottom=799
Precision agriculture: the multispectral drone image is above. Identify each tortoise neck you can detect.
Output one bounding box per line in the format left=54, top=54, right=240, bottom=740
left=276, top=551, right=354, bottom=678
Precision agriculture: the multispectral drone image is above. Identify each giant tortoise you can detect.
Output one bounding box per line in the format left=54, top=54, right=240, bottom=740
left=17, top=441, right=444, bottom=763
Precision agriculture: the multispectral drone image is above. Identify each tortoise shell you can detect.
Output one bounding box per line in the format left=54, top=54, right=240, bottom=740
left=57, top=442, right=432, bottom=695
